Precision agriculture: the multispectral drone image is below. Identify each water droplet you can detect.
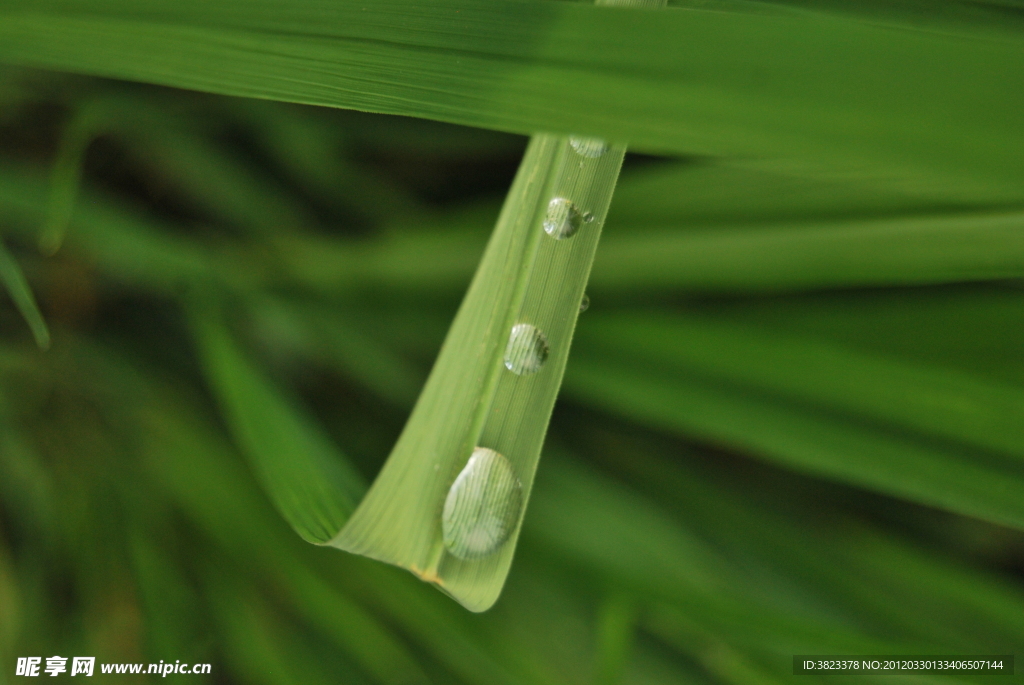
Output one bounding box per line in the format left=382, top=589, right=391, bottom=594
left=442, top=447, right=522, bottom=560
left=583, top=211, right=595, bottom=224
left=569, top=136, right=609, bottom=158
left=579, top=294, right=590, bottom=313
left=544, top=198, right=583, bottom=239
left=504, top=323, right=549, bottom=375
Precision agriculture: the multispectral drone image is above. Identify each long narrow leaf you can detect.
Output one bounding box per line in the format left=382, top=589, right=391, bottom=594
left=330, top=131, right=628, bottom=610
left=1, top=0, right=1022, bottom=198
left=0, top=239, right=49, bottom=349
left=565, top=327, right=1024, bottom=530
left=581, top=312, right=1024, bottom=458
left=592, top=211, right=1024, bottom=294
left=190, top=305, right=366, bottom=544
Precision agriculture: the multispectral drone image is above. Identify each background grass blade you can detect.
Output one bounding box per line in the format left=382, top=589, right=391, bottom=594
left=592, top=210, right=1024, bottom=294
left=37, top=100, right=99, bottom=254
left=581, top=312, right=1024, bottom=458
left=0, top=164, right=223, bottom=293
left=0, top=239, right=50, bottom=349
left=565, top=320, right=1024, bottom=530
left=190, top=304, right=366, bottom=543
left=5, top=160, right=1024, bottom=300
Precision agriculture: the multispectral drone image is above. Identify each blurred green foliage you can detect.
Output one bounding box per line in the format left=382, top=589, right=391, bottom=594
left=1, top=24, right=1023, bottom=684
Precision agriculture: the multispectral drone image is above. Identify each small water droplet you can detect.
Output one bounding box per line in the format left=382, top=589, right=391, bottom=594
left=442, top=447, right=522, bottom=560
left=569, top=136, right=609, bottom=158
left=544, top=198, right=583, bottom=239
left=583, top=211, right=595, bottom=224
left=579, top=294, right=590, bottom=313
left=504, top=323, right=549, bottom=374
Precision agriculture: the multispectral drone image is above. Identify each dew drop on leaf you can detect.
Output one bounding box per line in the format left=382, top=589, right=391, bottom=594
left=504, top=323, right=549, bottom=375
left=442, top=447, right=523, bottom=560
left=579, top=294, right=590, bottom=313
left=569, top=136, right=609, bottom=158
left=544, top=197, right=583, bottom=239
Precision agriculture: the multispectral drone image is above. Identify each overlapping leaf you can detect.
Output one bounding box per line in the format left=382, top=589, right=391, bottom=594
left=1, top=0, right=1022, bottom=199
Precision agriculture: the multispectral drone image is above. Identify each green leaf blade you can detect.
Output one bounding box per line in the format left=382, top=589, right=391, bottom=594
left=329, top=133, right=629, bottom=611
left=2, top=0, right=1022, bottom=198
left=190, top=305, right=366, bottom=544
left=0, top=239, right=50, bottom=349
left=567, top=314, right=1024, bottom=531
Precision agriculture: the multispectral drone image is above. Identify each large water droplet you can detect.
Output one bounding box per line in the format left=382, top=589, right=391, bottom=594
left=544, top=198, right=583, bottom=240
left=569, top=136, right=609, bottom=158
left=504, top=323, right=549, bottom=375
left=442, top=447, right=522, bottom=560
